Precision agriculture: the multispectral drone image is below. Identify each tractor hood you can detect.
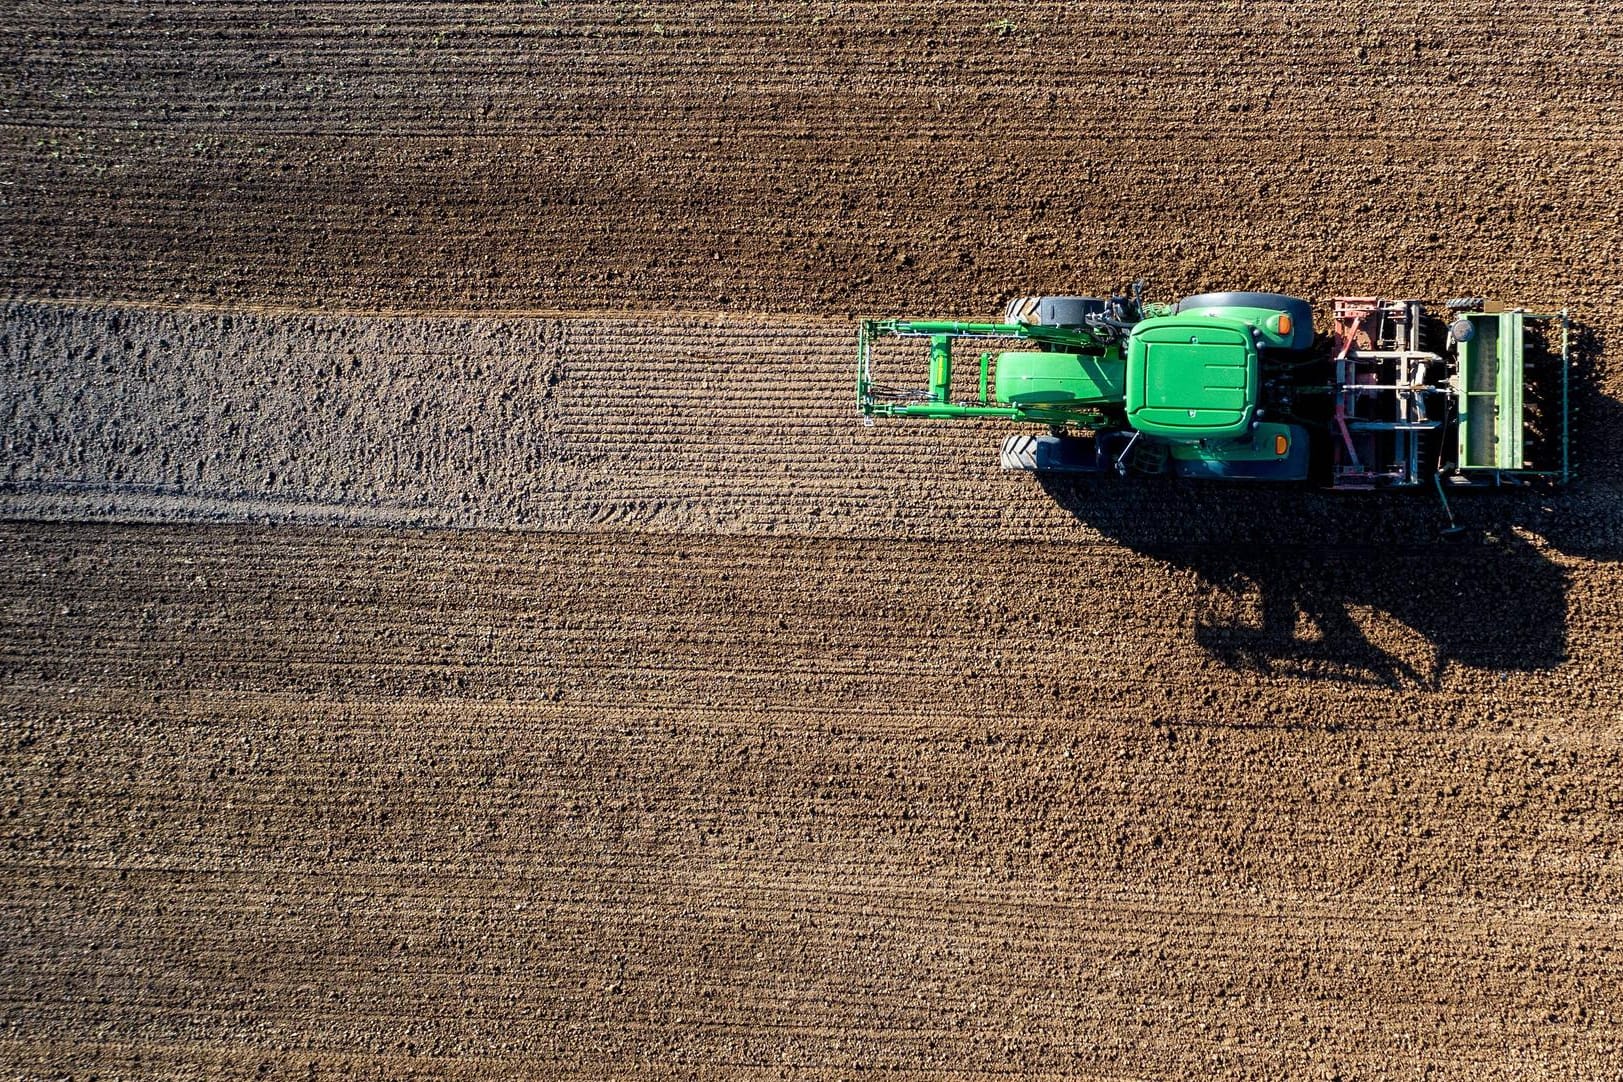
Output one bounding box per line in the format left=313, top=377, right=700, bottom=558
left=1125, top=316, right=1258, bottom=439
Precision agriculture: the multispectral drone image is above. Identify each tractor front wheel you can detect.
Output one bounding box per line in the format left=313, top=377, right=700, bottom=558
left=1003, top=295, right=1107, bottom=329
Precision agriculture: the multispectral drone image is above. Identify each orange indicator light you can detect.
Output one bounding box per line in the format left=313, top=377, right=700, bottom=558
left=1274, top=434, right=1289, bottom=455
left=1277, top=313, right=1293, bottom=336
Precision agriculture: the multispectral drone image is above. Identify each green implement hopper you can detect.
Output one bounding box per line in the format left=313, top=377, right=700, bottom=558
left=1451, top=308, right=1570, bottom=482
left=1456, top=310, right=1526, bottom=471
left=1125, top=316, right=1258, bottom=439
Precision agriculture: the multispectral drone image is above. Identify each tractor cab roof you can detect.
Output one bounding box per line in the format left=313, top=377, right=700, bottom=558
left=1125, top=315, right=1258, bottom=439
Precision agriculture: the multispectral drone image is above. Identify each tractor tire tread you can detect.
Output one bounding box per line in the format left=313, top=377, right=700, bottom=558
left=1000, top=434, right=1041, bottom=472
left=1004, top=295, right=1107, bottom=328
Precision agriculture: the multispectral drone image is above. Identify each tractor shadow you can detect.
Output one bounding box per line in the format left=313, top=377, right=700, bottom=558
left=1038, top=482, right=1569, bottom=687
left=1035, top=324, right=1615, bottom=688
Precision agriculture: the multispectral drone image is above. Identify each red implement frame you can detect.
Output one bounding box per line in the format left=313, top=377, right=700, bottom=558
left=1329, top=298, right=1448, bottom=489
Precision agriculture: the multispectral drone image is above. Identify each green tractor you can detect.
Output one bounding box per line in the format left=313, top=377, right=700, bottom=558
left=858, top=286, right=1570, bottom=493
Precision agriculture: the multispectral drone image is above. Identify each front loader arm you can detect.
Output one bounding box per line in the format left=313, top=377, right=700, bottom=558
left=857, top=319, right=1114, bottom=424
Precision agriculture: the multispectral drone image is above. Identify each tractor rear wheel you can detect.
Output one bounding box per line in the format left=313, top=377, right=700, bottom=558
left=1004, top=295, right=1107, bottom=328
left=1175, top=291, right=1314, bottom=349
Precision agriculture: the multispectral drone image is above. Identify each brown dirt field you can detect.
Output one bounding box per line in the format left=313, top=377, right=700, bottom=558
left=5, top=1, right=1623, bottom=324
left=6, top=0, right=1623, bottom=1078
left=5, top=524, right=1623, bottom=1080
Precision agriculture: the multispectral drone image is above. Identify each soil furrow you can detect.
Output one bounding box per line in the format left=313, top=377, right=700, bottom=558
left=7, top=0, right=1623, bottom=1075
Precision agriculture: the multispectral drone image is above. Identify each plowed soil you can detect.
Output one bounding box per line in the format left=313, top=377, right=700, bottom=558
left=6, top=1, right=1623, bottom=1078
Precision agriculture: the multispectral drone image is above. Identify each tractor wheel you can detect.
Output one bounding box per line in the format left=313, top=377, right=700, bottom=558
left=999, top=434, right=1041, bottom=472
left=1175, top=291, right=1314, bottom=349
left=1004, top=295, right=1107, bottom=328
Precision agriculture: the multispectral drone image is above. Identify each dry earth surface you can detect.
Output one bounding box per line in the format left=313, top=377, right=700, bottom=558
left=5, top=0, right=1623, bottom=1078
